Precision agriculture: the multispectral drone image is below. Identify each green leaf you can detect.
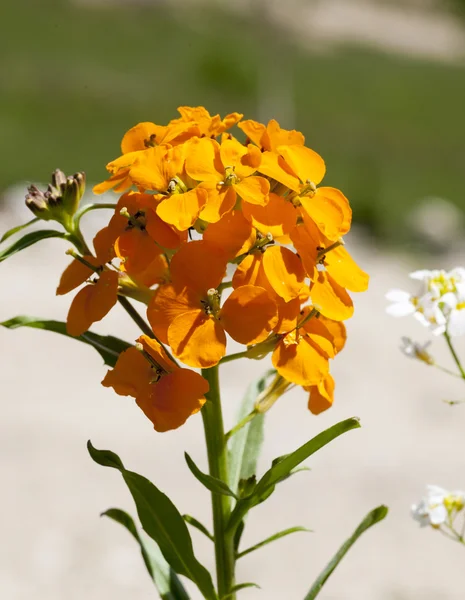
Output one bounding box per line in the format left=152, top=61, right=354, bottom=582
left=0, top=229, right=66, bottom=262
left=221, top=583, right=261, bottom=599
left=185, top=453, right=238, bottom=500
left=88, top=442, right=217, bottom=600
left=228, top=370, right=273, bottom=495
left=254, top=417, right=360, bottom=499
left=1, top=316, right=131, bottom=367
left=183, top=514, right=214, bottom=542
left=237, top=526, right=311, bottom=559
left=303, top=505, right=388, bottom=600
left=0, top=218, right=39, bottom=243
left=102, top=508, right=190, bottom=600
left=227, top=418, right=361, bottom=535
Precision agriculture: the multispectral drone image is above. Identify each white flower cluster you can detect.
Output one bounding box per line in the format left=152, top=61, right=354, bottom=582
left=386, top=268, right=465, bottom=337
left=412, top=485, right=465, bottom=528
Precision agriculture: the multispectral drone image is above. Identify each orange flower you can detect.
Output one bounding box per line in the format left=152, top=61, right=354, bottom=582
left=93, top=118, right=200, bottom=195
left=102, top=335, right=208, bottom=432
left=306, top=374, right=335, bottom=415
left=147, top=240, right=278, bottom=368
left=290, top=216, right=368, bottom=321
left=170, top=106, right=243, bottom=137
left=128, top=144, right=207, bottom=231
left=185, top=137, right=270, bottom=223
left=57, top=230, right=120, bottom=336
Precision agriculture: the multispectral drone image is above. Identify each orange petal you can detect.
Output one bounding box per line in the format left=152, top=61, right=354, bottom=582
left=146, top=205, right=187, bottom=249
left=66, top=285, right=94, bottom=336
left=274, top=297, right=301, bottom=333
left=258, top=151, right=300, bottom=192
left=318, top=315, right=347, bottom=354
left=131, top=253, right=169, bottom=288
left=306, top=373, right=335, bottom=415
left=93, top=226, right=117, bottom=264
left=115, top=229, right=162, bottom=277
left=140, top=369, right=208, bottom=432
left=262, top=246, right=306, bottom=302
left=232, top=252, right=263, bottom=288
left=220, top=138, right=256, bottom=178
left=156, top=188, right=207, bottom=231
left=147, top=284, right=200, bottom=344
left=121, top=122, right=164, bottom=154
left=220, top=285, right=278, bottom=345
left=310, top=271, right=354, bottom=321
left=234, top=176, right=269, bottom=206
left=278, top=145, right=326, bottom=186
left=265, top=120, right=305, bottom=151
left=242, top=193, right=296, bottom=238
left=300, top=187, right=351, bottom=241
left=137, top=334, right=175, bottom=373
left=324, top=246, right=369, bottom=293
left=290, top=224, right=318, bottom=280
left=168, top=310, right=226, bottom=368
left=238, top=119, right=266, bottom=148
left=272, top=333, right=329, bottom=386
left=129, top=145, right=184, bottom=192
left=170, top=240, right=228, bottom=293
left=57, top=256, right=99, bottom=295
left=203, top=210, right=256, bottom=259
left=198, top=182, right=236, bottom=223
left=102, top=347, right=150, bottom=397
left=185, top=137, right=223, bottom=182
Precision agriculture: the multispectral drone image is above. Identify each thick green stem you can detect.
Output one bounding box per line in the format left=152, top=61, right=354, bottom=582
left=444, top=331, right=465, bottom=380
left=201, top=366, right=236, bottom=599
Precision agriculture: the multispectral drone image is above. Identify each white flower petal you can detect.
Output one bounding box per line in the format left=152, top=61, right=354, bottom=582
left=429, top=504, right=447, bottom=526
left=448, top=309, right=465, bottom=337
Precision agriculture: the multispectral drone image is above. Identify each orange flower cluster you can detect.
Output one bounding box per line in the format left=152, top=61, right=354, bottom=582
left=59, top=106, right=368, bottom=431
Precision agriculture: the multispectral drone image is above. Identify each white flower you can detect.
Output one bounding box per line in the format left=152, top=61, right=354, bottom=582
left=412, top=485, right=465, bottom=528
left=386, top=267, right=465, bottom=337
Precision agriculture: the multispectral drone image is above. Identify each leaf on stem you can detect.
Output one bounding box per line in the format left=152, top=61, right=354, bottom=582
left=254, top=417, right=360, bottom=499
left=237, top=526, right=310, bottom=559
left=185, top=453, right=239, bottom=500
left=0, top=229, right=66, bottom=262
left=221, top=582, right=261, bottom=599
left=0, top=218, right=39, bottom=244
left=228, top=370, right=274, bottom=495
left=1, top=316, right=131, bottom=367
left=303, top=505, right=388, bottom=600
left=183, top=514, right=214, bottom=542
left=227, top=418, right=361, bottom=535
left=87, top=441, right=217, bottom=600
left=103, top=508, right=190, bottom=600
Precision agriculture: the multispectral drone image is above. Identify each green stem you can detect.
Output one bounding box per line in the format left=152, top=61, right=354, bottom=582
left=219, top=351, right=250, bottom=364
left=444, top=331, right=465, bottom=380
left=225, top=409, right=258, bottom=442
left=74, top=202, right=116, bottom=229
left=201, top=366, right=236, bottom=599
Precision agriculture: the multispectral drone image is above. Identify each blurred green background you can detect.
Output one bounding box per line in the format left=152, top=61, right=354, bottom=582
left=1, top=0, right=465, bottom=246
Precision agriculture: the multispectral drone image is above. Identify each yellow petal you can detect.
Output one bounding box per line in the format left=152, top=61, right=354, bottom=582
left=310, top=271, right=354, bottom=321
left=234, top=176, right=269, bottom=206
left=156, top=188, right=207, bottom=231
left=278, top=145, right=326, bottom=186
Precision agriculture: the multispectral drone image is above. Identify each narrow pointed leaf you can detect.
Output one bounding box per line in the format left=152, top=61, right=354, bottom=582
left=304, top=505, right=388, bottom=600
left=0, top=229, right=65, bottom=262
left=1, top=316, right=131, bottom=367
left=221, top=583, right=261, bottom=599
left=254, top=417, right=360, bottom=498
left=1, top=218, right=39, bottom=243
left=237, top=526, right=310, bottom=559
left=185, top=453, right=238, bottom=500
left=183, top=515, right=214, bottom=542
left=88, top=442, right=217, bottom=600
left=228, top=370, right=274, bottom=494
left=103, top=508, right=190, bottom=600
left=227, top=418, right=360, bottom=534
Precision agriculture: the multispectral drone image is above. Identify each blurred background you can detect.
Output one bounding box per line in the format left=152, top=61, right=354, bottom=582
left=2, top=0, right=465, bottom=598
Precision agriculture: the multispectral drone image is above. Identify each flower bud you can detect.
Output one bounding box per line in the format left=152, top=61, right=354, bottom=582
left=25, top=169, right=86, bottom=227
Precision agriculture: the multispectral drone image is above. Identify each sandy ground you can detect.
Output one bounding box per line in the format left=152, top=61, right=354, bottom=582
left=2, top=197, right=465, bottom=600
